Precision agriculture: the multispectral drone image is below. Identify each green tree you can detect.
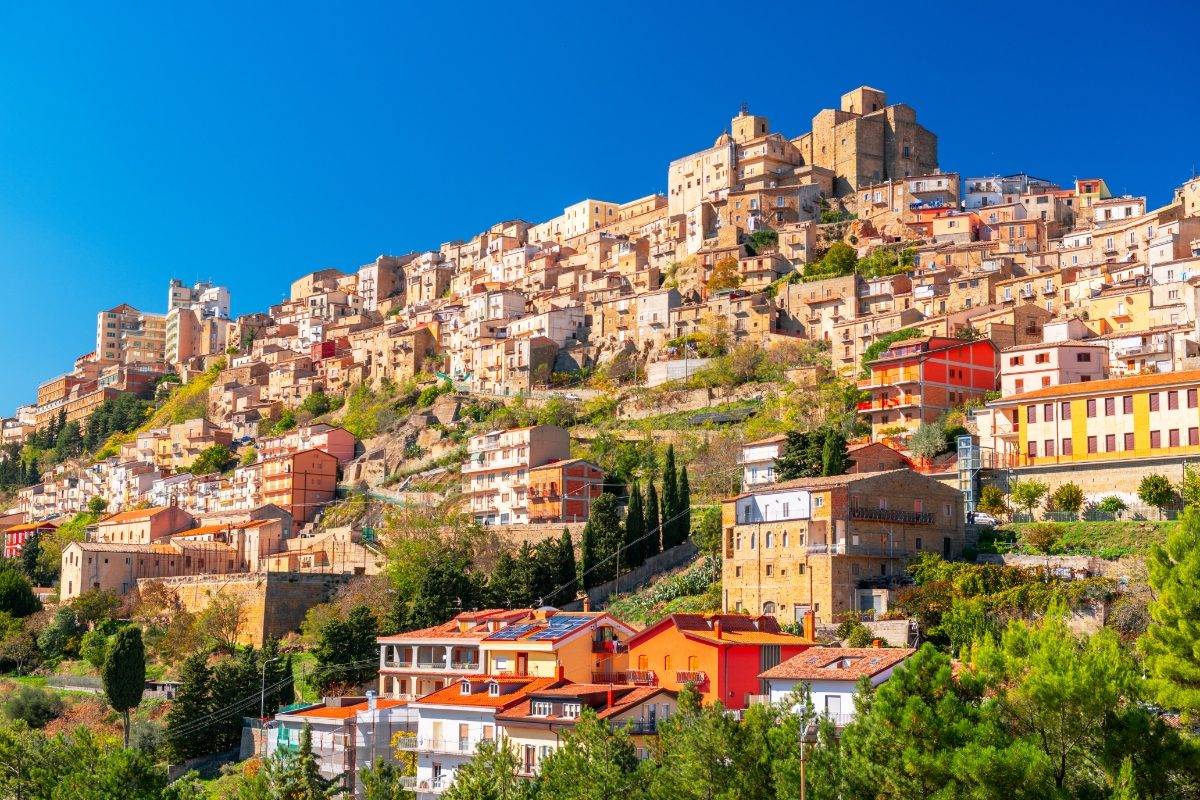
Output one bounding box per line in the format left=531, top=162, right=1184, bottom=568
left=690, top=505, right=721, bottom=555
left=197, top=593, right=247, bottom=652
left=260, top=722, right=340, bottom=799
left=87, top=495, right=109, bottom=514
left=534, top=708, right=642, bottom=799
left=37, top=604, right=82, bottom=660
left=71, top=588, right=120, bottom=629
left=548, top=528, right=577, bottom=607
left=19, top=528, right=48, bottom=586
left=977, top=484, right=1008, bottom=519
left=644, top=483, right=661, bottom=559
left=970, top=607, right=1138, bottom=793
left=3, top=684, right=64, bottom=728
left=299, top=389, right=333, bottom=416
left=648, top=684, right=755, bottom=800
left=625, top=482, right=645, bottom=568
left=819, top=427, right=849, bottom=476
left=102, top=625, right=146, bottom=747
left=804, top=241, right=858, bottom=280
left=165, top=652, right=214, bottom=761
left=313, top=604, right=379, bottom=695
left=442, top=739, right=522, bottom=800
left=404, top=544, right=478, bottom=630
left=580, top=493, right=622, bottom=588
left=1182, top=464, right=1200, bottom=508
left=359, top=758, right=411, bottom=800
left=828, top=643, right=1052, bottom=799
left=0, top=568, right=40, bottom=617
left=858, top=327, right=923, bottom=377
left=661, top=446, right=679, bottom=549
left=677, top=464, right=691, bottom=541
left=1141, top=507, right=1200, bottom=721
left=1050, top=482, right=1085, bottom=516
left=189, top=444, right=233, bottom=476
left=1097, top=495, right=1128, bottom=515
left=1138, top=474, right=1178, bottom=519
left=1010, top=479, right=1050, bottom=520
left=908, top=422, right=947, bottom=460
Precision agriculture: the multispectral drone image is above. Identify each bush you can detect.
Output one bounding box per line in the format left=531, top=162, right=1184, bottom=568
left=908, top=423, right=948, bottom=459
left=1096, top=496, right=1128, bottom=515
left=1050, top=482, right=1085, bottom=516
left=1021, top=523, right=1064, bottom=555
left=3, top=684, right=64, bottom=728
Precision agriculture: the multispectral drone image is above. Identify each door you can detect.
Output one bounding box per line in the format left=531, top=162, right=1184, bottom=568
left=523, top=745, right=535, bottom=774
left=943, top=537, right=952, bottom=558
left=516, top=652, right=528, bottom=676
left=825, top=694, right=842, bottom=721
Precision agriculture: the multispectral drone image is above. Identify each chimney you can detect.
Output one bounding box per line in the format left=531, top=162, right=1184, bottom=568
left=803, top=611, right=816, bottom=642
left=366, top=690, right=377, bottom=712
left=582, top=596, right=591, bottom=612
left=872, top=638, right=883, bottom=648
left=713, top=617, right=722, bottom=640
left=607, top=684, right=614, bottom=709
left=556, top=664, right=565, bottom=682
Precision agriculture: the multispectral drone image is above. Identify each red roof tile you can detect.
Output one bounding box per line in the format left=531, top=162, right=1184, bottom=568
left=759, top=647, right=915, bottom=681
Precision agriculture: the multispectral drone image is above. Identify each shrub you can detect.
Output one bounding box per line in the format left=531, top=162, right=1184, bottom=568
left=1021, top=522, right=1064, bottom=555
left=1050, top=482, right=1085, bottom=515
left=1096, top=496, right=1128, bottom=515
left=908, top=423, right=948, bottom=459
left=3, top=684, right=64, bottom=728
left=1138, top=474, right=1177, bottom=517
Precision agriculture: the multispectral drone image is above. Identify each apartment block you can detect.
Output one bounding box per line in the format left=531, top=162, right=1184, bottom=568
left=260, top=449, right=339, bottom=525
left=462, top=425, right=572, bottom=526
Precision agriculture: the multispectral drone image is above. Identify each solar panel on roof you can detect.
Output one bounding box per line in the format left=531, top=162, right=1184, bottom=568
left=528, top=617, right=590, bottom=640
left=489, top=624, right=536, bottom=640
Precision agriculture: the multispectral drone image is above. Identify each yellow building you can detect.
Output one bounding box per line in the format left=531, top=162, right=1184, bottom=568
left=481, top=611, right=635, bottom=684
left=1083, top=285, right=1152, bottom=335
left=986, top=368, right=1200, bottom=467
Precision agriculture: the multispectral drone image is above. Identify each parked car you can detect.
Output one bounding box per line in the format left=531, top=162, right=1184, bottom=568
left=564, top=393, right=582, bottom=401
left=969, top=512, right=998, bottom=527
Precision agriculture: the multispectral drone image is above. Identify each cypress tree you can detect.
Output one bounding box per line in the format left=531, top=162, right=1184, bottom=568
left=677, top=466, right=691, bottom=545
left=102, top=626, right=146, bottom=748
left=821, top=427, right=850, bottom=476
left=580, top=493, right=621, bottom=588
left=645, top=482, right=662, bottom=558
left=625, top=482, right=645, bottom=568
left=553, top=527, right=576, bottom=606
left=662, top=446, right=679, bottom=549
left=166, top=653, right=213, bottom=761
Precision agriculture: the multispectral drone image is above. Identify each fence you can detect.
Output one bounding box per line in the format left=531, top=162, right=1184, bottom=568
left=1024, top=505, right=1182, bottom=524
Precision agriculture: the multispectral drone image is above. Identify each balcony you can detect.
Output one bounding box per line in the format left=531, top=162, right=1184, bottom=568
left=592, top=640, right=628, bottom=654
left=400, top=775, right=449, bottom=793
left=592, top=670, right=657, bottom=686
left=624, top=720, right=658, bottom=735
left=397, top=735, right=479, bottom=755
left=675, top=670, right=707, bottom=685
left=849, top=506, right=935, bottom=525
left=806, top=542, right=909, bottom=557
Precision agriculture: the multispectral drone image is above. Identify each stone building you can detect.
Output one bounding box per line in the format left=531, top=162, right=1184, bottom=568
left=721, top=470, right=966, bottom=623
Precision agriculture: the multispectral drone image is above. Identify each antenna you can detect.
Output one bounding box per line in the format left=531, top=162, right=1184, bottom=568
left=740, top=100, right=749, bottom=115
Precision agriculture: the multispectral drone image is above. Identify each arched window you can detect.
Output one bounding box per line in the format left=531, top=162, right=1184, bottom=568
left=762, top=601, right=776, bottom=614
left=765, top=532, right=773, bottom=548
left=749, top=533, right=756, bottom=549
left=782, top=532, right=789, bottom=548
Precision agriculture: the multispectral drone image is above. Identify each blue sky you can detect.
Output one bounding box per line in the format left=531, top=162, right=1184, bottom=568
left=0, top=1, right=1194, bottom=413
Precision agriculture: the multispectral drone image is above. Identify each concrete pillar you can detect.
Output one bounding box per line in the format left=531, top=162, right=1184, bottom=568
left=445, top=645, right=454, bottom=669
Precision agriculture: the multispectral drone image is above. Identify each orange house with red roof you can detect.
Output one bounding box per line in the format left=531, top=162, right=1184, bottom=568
left=625, top=613, right=814, bottom=710
left=3, top=521, right=58, bottom=560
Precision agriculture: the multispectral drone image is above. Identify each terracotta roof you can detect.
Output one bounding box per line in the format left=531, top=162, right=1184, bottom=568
left=497, top=685, right=674, bottom=723
left=377, top=609, right=537, bottom=643
left=630, top=613, right=814, bottom=648
left=3, top=521, right=59, bottom=533
left=999, top=339, right=1109, bottom=353
left=726, top=469, right=913, bottom=501
left=759, top=647, right=916, bottom=681
left=743, top=434, right=788, bottom=447
left=289, top=698, right=406, bottom=720
left=98, top=507, right=175, bottom=525
left=991, top=368, right=1200, bottom=405
left=413, top=676, right=559, bottom=709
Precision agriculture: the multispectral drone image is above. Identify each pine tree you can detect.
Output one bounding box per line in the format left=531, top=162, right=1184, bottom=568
left=1140, top=507, right=1200, bottom=721
left=489, top=551, right=518, bottom=609
left=645, top=482, right=661, bottom=558
left=661, top=446, right=679, bottom=549
left=624, top=481, right=645, bottom=568
left=536, top=709, right=643, bottom=799
left=677, top=466, right=691, bottom=545
left=102, top=626, right=146, bottom=748
left=441, top=739, right=522, bottom=800
left=511, top=541, right=539, bottom=608
left=261, top=722, right=340, bottom=798
left=166, top=653, right=214, bottom=761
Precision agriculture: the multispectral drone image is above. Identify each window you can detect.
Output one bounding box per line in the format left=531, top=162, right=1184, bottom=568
left=1028, top=440, right=1038, bottom=457
left=1171, top=429, right=1181, bottom=447
left=531, top=701, right=553, bottom=717
left=765, top=565, right=774, bottom=577
left=915, top=537, right=922, bottom=550
left=1027, top=406, right=1037, bottom=424
left=664, top=655, right=673, bottom=671
left=1151, top=431, right=1162, bottom=449
left=1104, top=397, right=1115, bottom=416
left=1169, top=391, right=1179, bottom=410
left=1061, top=402, right=1071, bottom=420
left=1123, top=395, right=1133, bottom=414
left=1190, top=428, right=1198, bottom=446
left=1086, top=399, right=1097, bottom=418
left=1044, top=439, right=1055, bottom=457
left=1043, top=403, right=1054, bottom=421
left=1189, top=389, right=1198, bottom=408
left=781, top=532, right=789, bottom=547
left=1087, top=436, right=1097, bottom=454
left=1125, top=432, right=1135, bottom=451
left=815, top=496, right=824, bottom=508
left=1061, top=438, right=1072, bottom=456
left=1105, top=434, right=1116, bottom=452
left=735, top=566, right=742, bottom=578
left=1150, top=393, right=1161, bottom=412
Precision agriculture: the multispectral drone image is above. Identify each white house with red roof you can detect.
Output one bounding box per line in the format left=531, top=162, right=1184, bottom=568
left=758, top=645, right=915, bottom=726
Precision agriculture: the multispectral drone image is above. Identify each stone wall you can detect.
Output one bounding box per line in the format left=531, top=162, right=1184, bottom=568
left=998, top=454, right=1195, bottom=502
left=144, top=571, right=353, bottom=647
left=563, top=541, right=700, bottom=611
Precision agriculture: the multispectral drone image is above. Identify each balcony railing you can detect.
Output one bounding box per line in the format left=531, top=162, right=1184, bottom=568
left=849, top=506, right=936, bottom=525
left=624, top=720, right=658, bottom=735
left=806, top=542, right=909, bottom=558
left=397, top=736, right=479, bottom=754
left=675, top=670, right=707, bottom=685
left=591, top=640, right=628, bottom=654
left=400, top=775, right=449, bottom=793
left=592, top=670, right=657, bottom=686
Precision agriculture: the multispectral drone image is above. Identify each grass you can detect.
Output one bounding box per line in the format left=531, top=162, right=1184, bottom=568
left=989, top=520, right=1175, bottom=560
left=604, top=555, right=722, bottom=626
left=610, top=398, right=762, bottom=431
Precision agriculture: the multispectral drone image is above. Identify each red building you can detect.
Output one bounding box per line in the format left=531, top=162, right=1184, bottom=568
left=858, top=336, right=999, bottom=442
left=3, top=521, right=58, bottom=560
left=527, top=458, right=604, bottom=524
left=624, top=613, right=815, bottom=710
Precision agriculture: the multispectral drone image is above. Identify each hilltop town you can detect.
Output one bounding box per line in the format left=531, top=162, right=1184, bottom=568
left=4, top=85, right=1200, bottom=798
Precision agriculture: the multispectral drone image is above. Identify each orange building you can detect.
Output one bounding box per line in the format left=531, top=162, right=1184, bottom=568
left=625, top=613, right=814, bottom=710
left=261, top=448, right=338, bottom=524
left=527, top=459, right=604, bottom=523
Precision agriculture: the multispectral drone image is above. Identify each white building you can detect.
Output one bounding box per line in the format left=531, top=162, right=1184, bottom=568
left=758, top=646, right=915, bottom=726
left=738, top=434, right=787, bottom=489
